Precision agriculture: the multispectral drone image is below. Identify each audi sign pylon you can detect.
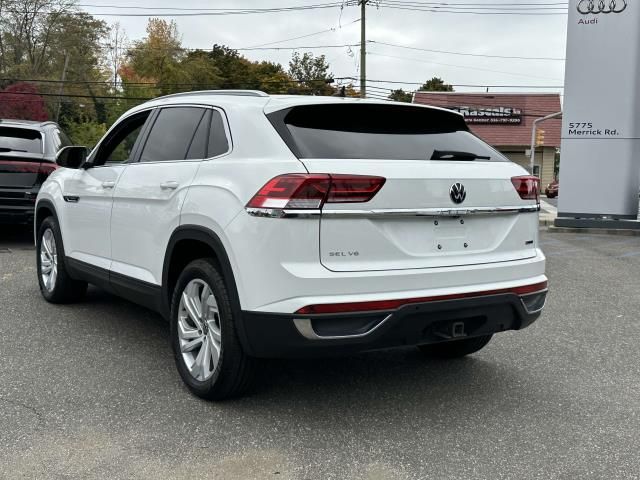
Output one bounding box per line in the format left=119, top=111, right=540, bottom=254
left=556, top=0, right=640, bottom=228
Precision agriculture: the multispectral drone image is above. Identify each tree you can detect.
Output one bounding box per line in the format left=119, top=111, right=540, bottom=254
left=124, top=18, right=184, bottom=92
left=0, top=83, right=48, bottom=120
left=388, top=88, right=413, bottom=102
left=419, top=77, right=454, bottom=92
left=288, top=52, right=334, bottom=96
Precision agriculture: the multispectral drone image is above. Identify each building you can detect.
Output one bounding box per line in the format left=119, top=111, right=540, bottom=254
left=412, top=92, right=561, bottom=188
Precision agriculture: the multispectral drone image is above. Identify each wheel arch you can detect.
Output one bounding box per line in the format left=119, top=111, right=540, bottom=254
left=162, top=225, right=253, bottom=353
left=34, top=199, right=59, bottom=243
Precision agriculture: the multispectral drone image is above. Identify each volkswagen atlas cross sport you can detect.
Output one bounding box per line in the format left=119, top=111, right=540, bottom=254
left=34, top=90, right=547, bottom=400
left=0, top=119, right=70, bottom=224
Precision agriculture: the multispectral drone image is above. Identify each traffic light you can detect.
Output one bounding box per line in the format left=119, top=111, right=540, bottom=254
left=535, top=129, right=545, bottom=147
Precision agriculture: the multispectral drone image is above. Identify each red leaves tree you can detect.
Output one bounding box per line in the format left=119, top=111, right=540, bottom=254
left=0, top=83, right=49, bottom=121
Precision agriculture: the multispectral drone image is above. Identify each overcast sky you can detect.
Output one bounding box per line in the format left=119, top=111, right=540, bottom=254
left=93, top=1, right=569, bottom=97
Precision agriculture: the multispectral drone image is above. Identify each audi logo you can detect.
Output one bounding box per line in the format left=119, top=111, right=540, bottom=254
left=449, top=183, right=467, bottom=204
left=577, top=0, right=627, bottom=14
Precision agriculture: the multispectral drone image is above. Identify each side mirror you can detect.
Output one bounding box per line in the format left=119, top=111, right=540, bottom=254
left=56, top=146, right=89, bottom=169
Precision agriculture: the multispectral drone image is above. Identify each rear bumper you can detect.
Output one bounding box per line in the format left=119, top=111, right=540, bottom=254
left=0, top=188, right=37, bottom=223
left=0, top=205, right=35, bottom=223
left=240, top=289, right=546, bottom=358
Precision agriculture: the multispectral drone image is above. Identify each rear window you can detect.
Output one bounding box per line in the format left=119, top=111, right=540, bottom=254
left=269, top=104, right=506, bottom=161
left=0, top=127, right=42, bottom=154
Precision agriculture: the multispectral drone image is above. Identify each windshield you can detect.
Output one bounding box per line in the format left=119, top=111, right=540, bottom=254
left=271, top=104, right=506, bottom=161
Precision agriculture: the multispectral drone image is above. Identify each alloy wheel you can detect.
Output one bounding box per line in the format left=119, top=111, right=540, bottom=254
left=177, top=279, right=222, bottom=381
left=40, top=228, right=58, bottom=292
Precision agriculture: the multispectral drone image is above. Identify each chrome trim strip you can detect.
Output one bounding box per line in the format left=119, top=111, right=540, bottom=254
left=293, top=315, right=393, bottom=341
left=519, top=288, right=548, bottom=314
left=246, top=205, right=539, bottom=218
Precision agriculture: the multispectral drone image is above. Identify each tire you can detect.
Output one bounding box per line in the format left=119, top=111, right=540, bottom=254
left=418, top=335, right=493, bottom=358
left=170, top=258, right=255, bottom=400
left=36, top=216, right=87, bottom=303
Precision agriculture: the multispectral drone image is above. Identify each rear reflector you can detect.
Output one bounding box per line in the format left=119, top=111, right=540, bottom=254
left=38, top=163, right=58, bottom=177
left=511, top=175, right=540, bottom=201
left=246, top=174, right=385, bottom=210
left=0, top=160, right=57, bottom=177
left=295, top=281, right=548, bottom=314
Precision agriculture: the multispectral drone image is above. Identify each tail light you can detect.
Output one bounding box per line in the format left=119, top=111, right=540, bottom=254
left=246, top=174, right=386, bottom=210
left=511, top=175, right=540, bottom=201
left=0, top=161, right=57, bottom=178
left=38, top=163, right=58, bottom=178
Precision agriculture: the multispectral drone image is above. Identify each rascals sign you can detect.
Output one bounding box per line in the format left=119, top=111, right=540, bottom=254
left=449, top=106, right=522, bottom=125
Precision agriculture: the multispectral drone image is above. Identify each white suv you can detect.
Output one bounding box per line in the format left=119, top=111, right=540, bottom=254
left=35, top=91, right=547, bottom=399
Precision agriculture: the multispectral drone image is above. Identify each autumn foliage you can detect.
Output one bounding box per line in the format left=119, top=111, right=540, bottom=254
left=0, top=83, right=49, bottom=121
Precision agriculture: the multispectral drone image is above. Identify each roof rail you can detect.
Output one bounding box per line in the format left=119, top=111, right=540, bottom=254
left=148, top=90, right=269, bottom=102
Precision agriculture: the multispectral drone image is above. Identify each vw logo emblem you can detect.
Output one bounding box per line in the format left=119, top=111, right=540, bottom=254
left=449, top=183, right=466, bottom=204
left=577, top=0, right=627, bottom=14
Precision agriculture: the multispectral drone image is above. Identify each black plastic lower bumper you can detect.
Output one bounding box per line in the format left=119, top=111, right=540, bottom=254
left=241, top=292, right=544, bottom=358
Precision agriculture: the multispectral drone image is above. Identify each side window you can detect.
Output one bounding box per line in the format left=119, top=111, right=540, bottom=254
left=94, top=111, right=151, bottom=166
left=139, top=107, right=205, bottom=163
left=50, top=128, right=71, bottom=154
left=108, top=125, right=143, bottom=163
left=186, top=110, right=210, bottom=160
left=208, top=110, right=230, bottom=157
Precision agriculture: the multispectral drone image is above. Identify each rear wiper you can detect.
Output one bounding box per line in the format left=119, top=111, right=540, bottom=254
left=0, top=147, right=28, bottom=153
left=431, top=150, right=491, bottom=161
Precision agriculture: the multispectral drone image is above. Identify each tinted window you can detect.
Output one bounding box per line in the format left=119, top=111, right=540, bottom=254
left=50, top=128, right=71, bottom=154
left=207, top=110, right=229, bottom=157
left=95, top=111, right=151, bottom=166
left=140, top=107, right=205, bottom=162
left=272, top=104, right=505, bottom=161
left=186, top=110, right=210, bottom=160
left=0, top=127, right=42, bottom=154
left=107, top=125, right=143, bottom=163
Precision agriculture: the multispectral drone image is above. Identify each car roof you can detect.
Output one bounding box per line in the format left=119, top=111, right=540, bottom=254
left=133, top=90, right=462, bottom=118
left=0, top=119, right=58, bottom=130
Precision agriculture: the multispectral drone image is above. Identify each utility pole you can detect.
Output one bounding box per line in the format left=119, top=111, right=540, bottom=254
left=359, top=0, right=368, bottom=98
left=56, top=51, right=70, bottom=122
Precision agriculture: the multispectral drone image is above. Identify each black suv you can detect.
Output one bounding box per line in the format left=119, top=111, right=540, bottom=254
left=0, top=119, right=70, bottom=224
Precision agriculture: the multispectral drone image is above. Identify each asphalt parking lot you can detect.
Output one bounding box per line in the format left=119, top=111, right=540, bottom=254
left=1, top=226, right=639, bottom=479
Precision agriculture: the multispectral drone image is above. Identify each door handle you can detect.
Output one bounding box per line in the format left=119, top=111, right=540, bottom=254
left=160, top=181, right=179, bottom=190
left=102, top=181, right=116, bottom=189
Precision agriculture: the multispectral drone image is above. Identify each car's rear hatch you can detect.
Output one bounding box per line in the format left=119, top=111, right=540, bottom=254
left=0, top=126, right=52, bottom=215
left=0, top=126, right=46, bottom=188
left=266, top=101, right=539, bottom=272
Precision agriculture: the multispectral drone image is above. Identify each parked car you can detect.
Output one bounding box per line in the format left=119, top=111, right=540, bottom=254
left=545, top=178, right=559, bottom=198
left=35, top=91, right=548, bottom=400
left=0, top=119, right=70, bottom=224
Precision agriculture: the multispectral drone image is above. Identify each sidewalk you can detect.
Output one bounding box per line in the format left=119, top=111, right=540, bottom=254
left=539, top=199, right=557, bottom=226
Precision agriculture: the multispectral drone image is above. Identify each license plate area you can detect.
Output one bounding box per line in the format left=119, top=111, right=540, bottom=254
left=434, top=217, right=469, bottom=253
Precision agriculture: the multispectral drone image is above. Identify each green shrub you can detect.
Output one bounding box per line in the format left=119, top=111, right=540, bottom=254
left=66, top=121, right=108, bottom=149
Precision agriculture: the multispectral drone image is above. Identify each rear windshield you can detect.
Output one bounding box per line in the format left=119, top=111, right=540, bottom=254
left=0, top=127, right=43, bottom=154
left=270, top=104, right=506, bottom=161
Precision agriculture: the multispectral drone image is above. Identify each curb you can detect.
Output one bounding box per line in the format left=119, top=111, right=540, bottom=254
left=545, top=225, right=640, bottom=236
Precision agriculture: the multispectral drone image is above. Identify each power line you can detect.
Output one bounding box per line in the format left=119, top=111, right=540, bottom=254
left=240, top=18, right=360, bottom=49
left=98, top=43, right=359, bottom=52
left=368, top=40, right=565, bottom=61
left=5, top=2, right=346, bottom=17
left=0, top=76, right=565, bottom=90
left=376, top=1, right=568, bottom=5
left=238, top=43, right=359, bottom=51
left=75, top=2, right=343, bottom=11
left=375, top=1, right=568, bottom=15
left=368, top=51, right=563, bottom=81
left=379, top=0, right=567, bottom=10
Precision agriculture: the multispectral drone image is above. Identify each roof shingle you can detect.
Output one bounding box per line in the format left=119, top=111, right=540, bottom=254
left=413, top=92, right=562, bottom=148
